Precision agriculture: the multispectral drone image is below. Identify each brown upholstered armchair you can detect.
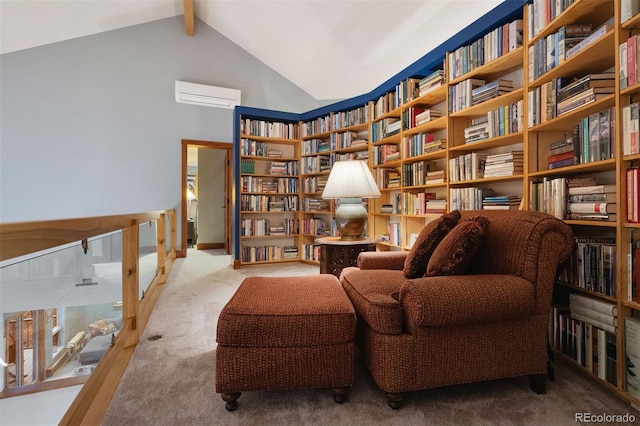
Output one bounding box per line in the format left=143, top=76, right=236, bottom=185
left=340, top=210, right=574, bottom=409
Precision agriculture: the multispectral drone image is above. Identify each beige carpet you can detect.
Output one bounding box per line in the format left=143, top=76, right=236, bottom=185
left=102, top=249, right=637, bottom=425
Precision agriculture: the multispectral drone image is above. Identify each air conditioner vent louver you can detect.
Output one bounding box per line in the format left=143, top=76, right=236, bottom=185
left=175, top=81, right=241, bottom=109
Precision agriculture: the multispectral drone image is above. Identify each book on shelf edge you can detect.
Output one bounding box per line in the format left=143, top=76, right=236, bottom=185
left=567, top=184, right=616, bottom=195
left=569, top=293, right=617, bottom=317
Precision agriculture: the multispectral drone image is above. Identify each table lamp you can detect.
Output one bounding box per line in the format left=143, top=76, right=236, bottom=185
left=321, top=160, right=381, bottom=240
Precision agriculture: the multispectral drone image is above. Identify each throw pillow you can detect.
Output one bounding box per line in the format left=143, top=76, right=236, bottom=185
left=403, top=210, right=461, bottom=278
left=426, top=215, right=490, bottom=276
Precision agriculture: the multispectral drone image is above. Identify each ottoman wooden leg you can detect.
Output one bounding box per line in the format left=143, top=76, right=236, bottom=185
left=331, top=386, right=350, bottom=403
left=222, top=392, right=241, bottom=411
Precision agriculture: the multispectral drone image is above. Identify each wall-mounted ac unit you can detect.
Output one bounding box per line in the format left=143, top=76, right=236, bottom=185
left=175, top=80, right=241, bottom=109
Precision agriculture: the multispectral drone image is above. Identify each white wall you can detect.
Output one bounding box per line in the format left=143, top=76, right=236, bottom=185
left=0, top=17, right=321, bottom=246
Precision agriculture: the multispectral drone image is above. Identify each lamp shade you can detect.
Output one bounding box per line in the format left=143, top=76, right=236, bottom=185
left=321, top=160, right=381, bottom=199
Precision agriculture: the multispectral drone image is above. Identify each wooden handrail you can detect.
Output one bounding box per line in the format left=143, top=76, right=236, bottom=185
left=0, top=211, right=171, bottom=262
left=0, top=210, right=177, bottom=425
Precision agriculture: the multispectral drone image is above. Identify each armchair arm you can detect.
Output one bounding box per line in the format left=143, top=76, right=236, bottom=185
left=357, top=251, right=408, bottom=270
left=400, top=274, right=536, bottom=332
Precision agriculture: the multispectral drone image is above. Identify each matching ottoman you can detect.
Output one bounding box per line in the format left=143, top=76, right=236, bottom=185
left=215, top=274, right=356, bottom=411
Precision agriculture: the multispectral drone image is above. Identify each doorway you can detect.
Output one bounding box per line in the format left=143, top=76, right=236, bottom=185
left=180, top=140, right=232, bottom=258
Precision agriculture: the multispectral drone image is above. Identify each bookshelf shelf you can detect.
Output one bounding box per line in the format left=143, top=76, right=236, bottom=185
left=449, top=89, right=524, bottom=118
left=448, top=47, right=524, bottom=85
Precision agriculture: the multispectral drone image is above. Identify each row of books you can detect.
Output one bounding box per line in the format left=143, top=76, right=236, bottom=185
left=449, top=187, right=496, bottom=211
left=448, top=18, right=523, bottom=80
left=528, top=23, right=592, bottom=82
left=301, top=176, right=327, bottom=193
left=240, top=195, right=299, bottom=212
left=240, top=245, right=299, bottom=263
left=572, top=237, right=616, bottom=297
left=401, top=161, right=443, bottom=187
left=301, top=115, right=331, bottom=138
left=622, top=102, right=640, bottom=155
left=531, top=176, right=616, bottom=222
left=330, top=130, right=367, bottom=150
left=301, top=197, right=330, bottom=213
left=380, top=222, right=402, bottom=246
left=402, top=192, right=437, bottom=216
left=268, top=160, right=298, bottom=176
left=301, top=156, right=330, bottom=174
left=619, top=34, right=640, bottom=90
left=549, top=297, right=617, bottom=387
left=402, top=134, right=446, bottom=159
left=240, top=218, right=299, bottom=237
left=528, top=73, right=615, bottom=126
left=300, top=243, right=321, bottom=262
left=332, top=105, right=370, bottom=131
left=302, top=138, right=330, bottom=155
left=402, top=107, right=442, bottom=130
left=462, top=100, right=524, bottom=144
left=527, top=0, right=576, bottom=39
left=240, top=118, right=299, bottom=139
left=240, top=159, right=256, bottom=174
left=544, top=107, right=615, bottom=170
left=372, top=144, right=399, bottom=166
left=371, top=117, right=401, bottom=142
left=241, top=176, right=298, bottom=194
left=300, top=217, right=331, bottom=236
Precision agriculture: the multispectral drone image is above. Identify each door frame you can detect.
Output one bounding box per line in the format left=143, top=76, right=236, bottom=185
left=179, top=139, right=232, bottom=258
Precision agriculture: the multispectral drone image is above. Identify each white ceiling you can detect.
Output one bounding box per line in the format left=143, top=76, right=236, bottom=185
left=0, top=0, right=503, bottom=100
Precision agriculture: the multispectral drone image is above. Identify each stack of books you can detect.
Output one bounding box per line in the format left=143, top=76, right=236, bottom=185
left=557, top=23, right=593, bottom=64
left=565, top=17, right=614, bottom=60
left=567, top=183, right=616, bottom=221
left=547, top=137, right=576, bottom=169
left=483, top=151, right=523, bottom=178
left=425, top=199, right=447, bottom=214
left=556, top=72, right=615, bottom=116
left=283, top=246, right=299, bottom=259
left=482, top=194, right=522, bottom=210
left=418, top=69, right=445, bottom=96
left=425, top=169, right=446, bottom=184
left=471, top=79, right=513, bottom=105
left=414, top=108, right=443, bottom=126
left=464, top=119, right=490, bottom=143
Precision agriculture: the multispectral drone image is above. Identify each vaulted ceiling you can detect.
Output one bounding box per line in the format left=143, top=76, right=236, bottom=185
left=0, top=0, right=503, bottom=100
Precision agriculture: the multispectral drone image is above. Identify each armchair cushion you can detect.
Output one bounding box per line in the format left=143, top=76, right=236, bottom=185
left=403, top=210, right=461, bottom=278
left=426, top=216, right=489, bottom=276
left=340, top=268, right=406, bottom=335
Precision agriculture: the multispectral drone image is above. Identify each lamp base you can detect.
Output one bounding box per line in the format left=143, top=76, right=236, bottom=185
left=335, top=198, right=368, bottom=240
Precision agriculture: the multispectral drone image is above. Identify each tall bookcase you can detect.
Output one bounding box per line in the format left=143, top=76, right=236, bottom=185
left=232, top=0, right=640, bottom=408
left=237, top=115, right=301, bottom=264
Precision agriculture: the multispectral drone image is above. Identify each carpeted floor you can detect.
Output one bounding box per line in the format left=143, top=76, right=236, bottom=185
left=102, top=249, right=638, bottom=426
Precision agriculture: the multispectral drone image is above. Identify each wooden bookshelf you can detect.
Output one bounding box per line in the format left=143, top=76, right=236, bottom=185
left=232, top=0, right=640, bottom=408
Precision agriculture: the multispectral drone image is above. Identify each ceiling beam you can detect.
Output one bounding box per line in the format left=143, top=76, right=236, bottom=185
left=183, top=0, right=194, bottom=36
